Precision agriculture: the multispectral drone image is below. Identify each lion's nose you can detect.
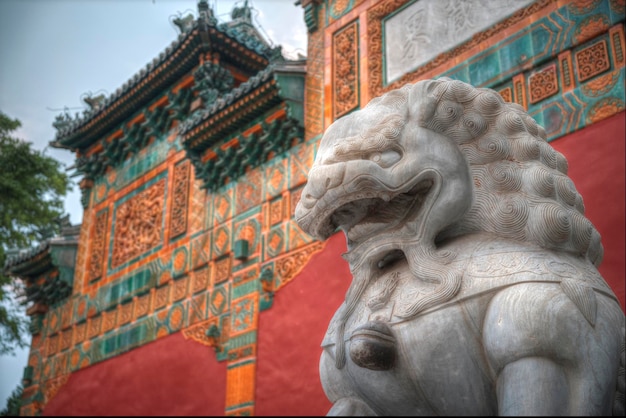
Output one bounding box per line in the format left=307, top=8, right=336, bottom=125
left=302, top=163, right=346, bottom=201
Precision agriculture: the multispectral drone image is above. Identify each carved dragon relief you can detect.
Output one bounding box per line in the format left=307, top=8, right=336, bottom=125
left=295, top=78, right=625, bottom=416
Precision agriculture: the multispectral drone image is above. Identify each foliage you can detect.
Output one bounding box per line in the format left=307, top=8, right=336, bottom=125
left=0, top=384, right=22, bottom=416
left=0, top=111, right=71, bottom=355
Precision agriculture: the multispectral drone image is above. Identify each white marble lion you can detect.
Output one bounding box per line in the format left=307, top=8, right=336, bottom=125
left=296, top=78, right=625, bottom=416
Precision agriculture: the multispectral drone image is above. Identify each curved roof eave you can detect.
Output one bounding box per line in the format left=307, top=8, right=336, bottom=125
left=181, top=61, right=306, bottom=152
left=51, top=16, right=277, bottom=151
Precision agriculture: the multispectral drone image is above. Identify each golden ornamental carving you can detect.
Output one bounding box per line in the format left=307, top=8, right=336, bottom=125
left=270, top=199, right=283, bottom=226
left=274, top=241, right=326, bottom=290
left=333, top=21, right=359, bottom=119
left=304, top=4, right=325, bottom=141
left=182, top=317, right=230, bottom=351
left=43, top=374, right=70, bottom=405
left=574, top=15, right=610, bottom=44
left=581, top=70, right=620, bottom=97
left=499, top=87, right=513, bottom=102
left=88, top=209, right=108, bottom=282
left=112, top=179, right=166, bottom=268
left=575, top=39, right=611, bottom=82
left=170, top=160, right=191, bottom=238
left=529, top=65, right=559, bottom=104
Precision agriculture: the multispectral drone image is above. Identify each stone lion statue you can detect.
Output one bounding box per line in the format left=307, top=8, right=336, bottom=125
left=295, top=78, right=625, bottom=416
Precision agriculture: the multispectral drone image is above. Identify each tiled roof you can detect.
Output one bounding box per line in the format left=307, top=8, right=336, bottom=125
left=181, top=59, right=306, bottom=151
left=4, top=242, right=50, bottom=271
left=51, top=2, right=282, bottom=151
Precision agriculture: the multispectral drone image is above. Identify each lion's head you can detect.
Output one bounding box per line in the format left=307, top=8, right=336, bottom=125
left=296, top=78, right=606, bottom=369
left=296, top=77, right=603, bottom=268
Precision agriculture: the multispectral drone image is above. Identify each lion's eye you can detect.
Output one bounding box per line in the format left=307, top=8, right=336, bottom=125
left=370, top=150, right=401, bottom=167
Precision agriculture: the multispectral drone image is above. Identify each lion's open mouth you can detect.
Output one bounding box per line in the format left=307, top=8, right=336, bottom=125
left=323, top=178, right=434, bottom=246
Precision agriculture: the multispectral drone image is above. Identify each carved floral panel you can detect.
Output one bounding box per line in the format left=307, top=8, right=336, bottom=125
left=576, top=39, right=611, bottom=82
left=529, top=64, right=559, bottom=104
left=170, top=160, right=191, bottom=239
left=111, top=178, right=166, bottom=269
left=333, top=21, right=359, bottom=119
left=88, top=209, right=108, bottom=282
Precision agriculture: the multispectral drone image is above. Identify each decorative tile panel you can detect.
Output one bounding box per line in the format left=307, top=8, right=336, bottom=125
left=269, top=199, right=283, bottom=226
left=327, top=0, right=358, bottom=23
left=87, top=315, right=102, bottom=339
left=192, top=265, right=210, bottom=294
left=210, top=284, right=229, bottom=316
left=513, top=73, right=528, bottom=109
left=167, top=303, right=185, bottom=332
left=265, top=226, right=285, bottom=259
left=111, top=178, right=166, bottom=269
left=73, top=323, right=86, bottom=346
left=235, top=168, right=263, bottom=215
left=529, top=64, right=559, bottom=103
left=559, top=50, right=575, bottom=92
left=304, top=3, right=325, bottom=141
left=88, top=209, right=108, bottom=282
left=265, top=160, right=286, bottom=200
left=234, top=213, right=261, bottom=257
left=154, top=285, right=170, bottom=311
left=290, top=188, right=304, bottom=218
left=586, top=96, right=625, bottom=123
left=92, top=137, right=182, bottom=204
left=133, top=292, right=152, bottom=320
left=188, top=178, right=206, bottom=235
left=59, top=330, right=72, bottom=352
left=101, top=309, right=117, bottom=334
left=499, top=87, right=513, bottom=102
left=576, top=39, right=611, bottom=81
left=172, top=276, right=189, bottom=302
left=170, top=160, right=191, bottom=239
left=581, top=69, right=621, bottom=97
left=190, top=232, right=210, bottom=269
left=333, top=20, right=359, bottom=119
left=119, top=301, right=133, bottom=326
left=610, top=24, right=625, bottom=64
left=213, top=188, right=234, bottom=225
left=230, top=295, right=257, bottom=336
left=573, top=13, right=611, bottom=44
left=188, top=293, right=208, bottom=325
left=172, top=246, right=189, bottom=279
left=213, top=257, right=232, bottom=285
left=288, top=141, right=314, bottom=189
left=212, top=223, right=232, bottom=258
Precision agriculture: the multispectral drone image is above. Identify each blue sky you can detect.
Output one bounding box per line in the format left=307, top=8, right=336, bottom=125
left=0, top=0, right=306, bottom=408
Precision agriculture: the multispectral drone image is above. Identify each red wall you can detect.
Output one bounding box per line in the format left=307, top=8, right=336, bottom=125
left=550, top=111, right=625, bottom=311
left=255, top=233, right=350, bottom=416
left=43, top=332, right=227, bottom=416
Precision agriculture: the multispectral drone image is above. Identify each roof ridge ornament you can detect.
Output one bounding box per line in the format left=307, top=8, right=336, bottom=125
left=82, top=92, right=106, bottom=111
left=52, top=110, right=74, bottom=131
left=197, top=0, right=217, bottom=27
left=192, top=61, right=234, bottom=108
left=172, top=12, right=195, bottom=34
left=231, top=0, right=252, bottom=24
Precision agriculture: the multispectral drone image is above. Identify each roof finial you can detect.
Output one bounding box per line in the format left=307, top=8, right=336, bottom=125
left=231, top=0, right=253, bottom=24
left=197, top=0, right=217, bottom=26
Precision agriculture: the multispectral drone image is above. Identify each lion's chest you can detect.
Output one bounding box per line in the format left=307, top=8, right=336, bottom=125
left=322, top=262, right=499, bottom=415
